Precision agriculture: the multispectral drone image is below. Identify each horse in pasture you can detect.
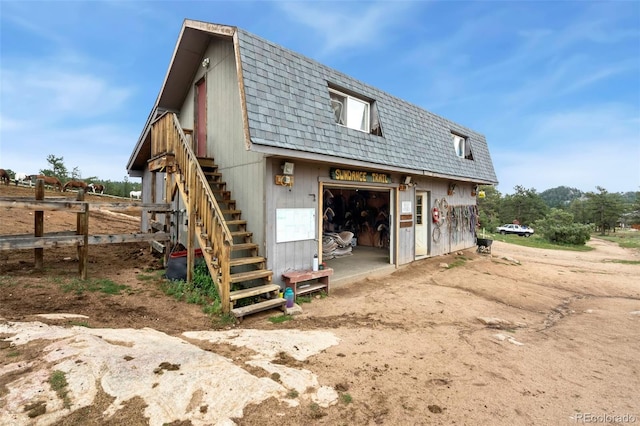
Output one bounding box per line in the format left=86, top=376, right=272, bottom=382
left=63, top=180, right=88, bottom=192
left=14, top=172, right=33, bottom=186
left=35, top=175, right=63, bottom=191
left=0, top=169, right=9, bottom=185
left=129, top=190, right=142, bottom=199
left=88, top=183, right=105, bottom=194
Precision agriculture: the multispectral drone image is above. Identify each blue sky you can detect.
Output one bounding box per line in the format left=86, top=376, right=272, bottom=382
left=1, top=1, right=639, bottom=194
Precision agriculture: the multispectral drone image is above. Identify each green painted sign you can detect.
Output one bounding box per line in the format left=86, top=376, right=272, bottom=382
left=330, top=168, right=391, bottom=184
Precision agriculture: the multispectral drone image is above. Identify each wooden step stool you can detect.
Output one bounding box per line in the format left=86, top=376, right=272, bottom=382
left=282, top=268, right=333, bottom=298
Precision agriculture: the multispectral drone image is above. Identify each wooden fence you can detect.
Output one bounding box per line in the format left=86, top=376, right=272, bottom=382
left=0, top=180, right=171, bottom=279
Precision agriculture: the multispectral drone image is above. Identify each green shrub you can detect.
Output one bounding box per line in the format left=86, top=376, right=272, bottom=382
left=534, top=209, right=593, bottom=245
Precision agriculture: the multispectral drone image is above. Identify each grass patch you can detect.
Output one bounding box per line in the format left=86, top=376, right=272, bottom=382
left=7, top=350, right=20, bottom=357
left=0, top=275, right=19, bottom=288
left=287, top=389, right=299, bottom=398
left=136, top=273, right=156, bottom=282
left=268, top=315, right=293, bottom=324
left=295, top=295, right=313, bottom=304
left=595, top=230, right=640, bottom=249
left=210, top=313, right=236, bottom=327
left=161, top=261, right=234, bottom=324
left=340, top=393, right=353, bottom=404
left=608, top=259, right=640, bottom=265
left=60, top=278, right=129, bottom=295
left=488, top=233, right=594, bottom=252
left=49, top=370, right=71, bottom=408
left=447, top=260, right=466, bottom=269
left=307, top=402, right=326, bottom=419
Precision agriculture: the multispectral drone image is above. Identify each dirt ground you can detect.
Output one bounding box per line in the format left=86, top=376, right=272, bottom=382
left=1, top=184, right=639, bottom=425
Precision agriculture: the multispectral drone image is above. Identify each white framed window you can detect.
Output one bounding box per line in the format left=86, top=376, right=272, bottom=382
left=452, top=133, right=474, bottom=160
left=329, top=88, right=370, bottom=132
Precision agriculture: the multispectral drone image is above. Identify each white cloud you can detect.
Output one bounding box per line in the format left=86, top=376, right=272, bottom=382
left=1, top=61, right=132, bottom=125
left=0, top=53, right=137, bottom=181
left=276, top=1, right=414, bottom=56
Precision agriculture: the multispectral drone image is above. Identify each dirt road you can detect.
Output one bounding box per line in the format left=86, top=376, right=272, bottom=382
left=1, top=184, right=639, bottom=425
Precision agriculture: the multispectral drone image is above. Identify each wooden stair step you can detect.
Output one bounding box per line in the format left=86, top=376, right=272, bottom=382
left=197, top=157, right=217, bottom=168
left=230, top=269, right=273, bottom=284
left=230, top=256, right=264, bottom=266
left=231, top=243, right=258, bottom=251
left=210, top=190, right=231, bottom=199
left=221, top=209, right=241, bottom=215
left=226, top=220, right=247, bottom=226
left=230, top=283, right=279, bottom=300
left=231, top=297, right=286, bottom=319
left=230, top=231, right=252, bottom=238
left=208, top=181, right=227, bottom=186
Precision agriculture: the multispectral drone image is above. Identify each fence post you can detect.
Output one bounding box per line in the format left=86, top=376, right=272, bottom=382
left=76, top=190, right=88, bottom=280
left=34, top=179, right=44, bottom=270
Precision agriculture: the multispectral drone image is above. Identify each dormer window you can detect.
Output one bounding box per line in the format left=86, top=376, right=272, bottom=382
left=452, top=133, right=474, bottom=160
left=329, top=88, right=370, bottom=132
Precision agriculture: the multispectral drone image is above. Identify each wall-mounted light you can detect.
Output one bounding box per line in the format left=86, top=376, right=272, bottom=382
left=282, top=161, right=295, bottom=175
left=201, top=57, right=210, bottom=69
left=275, top=175, right=294, bottom=187
left=402, top=175, right=412, bottom=185
left=471, top=184, right=478, bottom=197
left=448, top=182, right=457, bottom=196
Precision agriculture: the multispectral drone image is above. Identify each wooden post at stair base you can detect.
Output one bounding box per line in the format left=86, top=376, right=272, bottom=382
left=186, top=162, right=196, bottom=283
left=76, top=190, right=89, bottom=280
left=34, top=179, right=44, bottom=270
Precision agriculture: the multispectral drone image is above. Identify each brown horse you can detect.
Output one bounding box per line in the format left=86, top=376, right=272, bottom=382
left=63, top=180, right=88, bottom=192
left=0, top=169, right=10, bottom=185
left=35, top=175, right=63, bottom=191
left=88, top=183, right=105, bottom=194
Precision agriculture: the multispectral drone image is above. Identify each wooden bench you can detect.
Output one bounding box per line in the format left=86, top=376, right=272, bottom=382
left=282, top=268, right=333, bottom=298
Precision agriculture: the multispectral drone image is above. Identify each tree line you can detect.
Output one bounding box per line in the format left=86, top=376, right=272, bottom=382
left=478, top=184, right=640, bottom=244
left=3, top=154, right=140, bottom=198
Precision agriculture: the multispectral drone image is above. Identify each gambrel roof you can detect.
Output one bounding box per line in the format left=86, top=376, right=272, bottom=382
left=129, top=20, right=498, bottom=185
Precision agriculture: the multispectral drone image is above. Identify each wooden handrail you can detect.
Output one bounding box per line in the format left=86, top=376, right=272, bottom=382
left=151, top=113, right=233, bottom=312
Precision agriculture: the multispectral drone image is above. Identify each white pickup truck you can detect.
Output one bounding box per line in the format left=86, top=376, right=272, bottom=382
left=496, top=224, right=534, bottom=237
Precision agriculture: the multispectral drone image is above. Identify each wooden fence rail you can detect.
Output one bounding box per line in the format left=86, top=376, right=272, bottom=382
left=0, top=180, right=171, bottom=279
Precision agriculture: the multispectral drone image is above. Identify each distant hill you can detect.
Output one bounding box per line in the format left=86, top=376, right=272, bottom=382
left=539, top=186, right=584, bottom=208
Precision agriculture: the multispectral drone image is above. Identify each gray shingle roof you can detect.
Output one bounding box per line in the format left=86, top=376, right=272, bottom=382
left=237, top=29, right=497, bottom=184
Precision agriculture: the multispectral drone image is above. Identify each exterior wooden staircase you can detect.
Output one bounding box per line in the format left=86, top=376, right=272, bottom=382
left=151, top=113, right=285, bottom=320
left=198, top=158, right=285, bottom=319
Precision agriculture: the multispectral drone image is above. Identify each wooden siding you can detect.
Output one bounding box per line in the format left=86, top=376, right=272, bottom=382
left=265, top=159, right=322, bottom=284
left=207, top=40, right=266, bottom=254
left=412, top=178, right=477, bottom=256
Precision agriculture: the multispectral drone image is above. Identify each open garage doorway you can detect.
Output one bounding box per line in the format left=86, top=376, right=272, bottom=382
left=319, top=184, right=396, bottom=285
